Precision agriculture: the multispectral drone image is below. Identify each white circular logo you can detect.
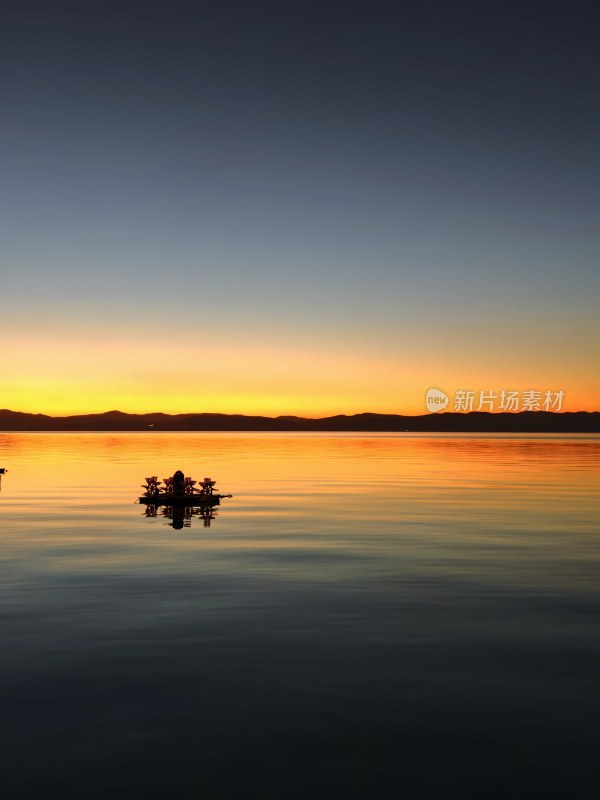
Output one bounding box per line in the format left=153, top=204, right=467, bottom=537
left=425, top=388, right=449, bottom=413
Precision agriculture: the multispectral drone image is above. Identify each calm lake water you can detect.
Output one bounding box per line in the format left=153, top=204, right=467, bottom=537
left=1, top=432, right=599, bottom=798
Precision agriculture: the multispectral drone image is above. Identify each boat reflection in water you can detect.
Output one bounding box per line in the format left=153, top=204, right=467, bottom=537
left=142, top=502, right=218, bottom=529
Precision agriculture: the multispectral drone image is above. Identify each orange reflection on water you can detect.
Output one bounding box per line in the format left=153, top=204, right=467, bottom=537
left=1, top=431, right=598, bottom=508
left=1, top=432, right=599, bottom=591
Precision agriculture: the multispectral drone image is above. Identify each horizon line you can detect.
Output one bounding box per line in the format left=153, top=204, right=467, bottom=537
left=2, top=408, right=599, bottom=419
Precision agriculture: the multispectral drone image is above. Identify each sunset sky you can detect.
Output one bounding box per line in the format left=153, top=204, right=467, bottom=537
left=2, top=0, right=599, bottom=416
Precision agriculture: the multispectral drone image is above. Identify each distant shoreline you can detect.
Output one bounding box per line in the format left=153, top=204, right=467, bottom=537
left=1, top=409, right=599, bottom=433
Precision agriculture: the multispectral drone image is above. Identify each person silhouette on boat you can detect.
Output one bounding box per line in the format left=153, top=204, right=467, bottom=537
left=173, top=470, right=185, bottom=496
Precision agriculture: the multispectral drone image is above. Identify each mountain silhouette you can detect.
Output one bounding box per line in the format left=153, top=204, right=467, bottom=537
left=0, top=409, right=598, bottom=432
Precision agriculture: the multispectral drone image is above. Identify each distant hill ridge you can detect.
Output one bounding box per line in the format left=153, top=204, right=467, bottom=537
left=0, top=409, right=599, bottom=432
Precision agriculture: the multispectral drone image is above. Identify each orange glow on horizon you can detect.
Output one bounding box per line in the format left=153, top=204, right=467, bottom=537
left=3, top=330, right=599, bottom=417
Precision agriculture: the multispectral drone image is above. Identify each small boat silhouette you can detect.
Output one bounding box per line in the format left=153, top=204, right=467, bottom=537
left=138, top=471, right=232, bottom=506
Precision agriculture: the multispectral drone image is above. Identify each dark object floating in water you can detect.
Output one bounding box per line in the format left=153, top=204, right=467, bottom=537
left=0, top=468, right=6, bottom=474
left=138, top=471, right=232, bottom=506
left=139, top=494, right=225, bottom=506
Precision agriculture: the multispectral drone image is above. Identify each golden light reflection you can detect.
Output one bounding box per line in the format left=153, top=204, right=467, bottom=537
left=1, top=433, right=599, bottom=589
left=2, top=431, right=598, bottom=506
